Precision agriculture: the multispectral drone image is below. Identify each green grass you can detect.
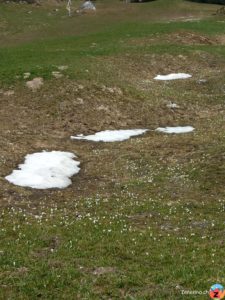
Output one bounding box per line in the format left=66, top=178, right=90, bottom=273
left=1, top=27, right=225, bottom=85
left=0, top=0, right=225, bottom=84
left=1, top=195, right=223, bottom=299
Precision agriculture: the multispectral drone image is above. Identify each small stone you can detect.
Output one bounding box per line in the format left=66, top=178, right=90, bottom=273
left=26, top=77, right=43, bottom=91
left=198, top=79, right=207, bottom=84
left=76, top=97, right=84, bottom=104
left=52, top=71, right=63, bottom=79
left=107, top=87, right=115, bottom=93
left=57, top=65, right=68, bottom=71
left=113, top=87, right=123, bottom=95
left=23, top=72, right=31, bottom=79
left=4, top=90, right=14, bottom=96
left=97, top=105, right=109, bottom=111
left=167, top=102, right=179, bottom=108
left=77, top=84, right=84, bottom=90
left=101, top=86, right=123, bottom=95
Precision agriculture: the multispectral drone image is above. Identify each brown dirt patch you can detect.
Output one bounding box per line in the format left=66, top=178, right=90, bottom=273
left=129, top=31, right=217, bottom=47
left=216, top=34, right=225, bottom=45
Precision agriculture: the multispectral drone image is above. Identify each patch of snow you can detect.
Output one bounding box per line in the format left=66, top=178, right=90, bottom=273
left=71, top=129, right=148, bottom=142
left=5, top=151, right=80, bottom=189
left=156, top=126, right=195, bottom=134
left=154, top=73, right=192, bottom=80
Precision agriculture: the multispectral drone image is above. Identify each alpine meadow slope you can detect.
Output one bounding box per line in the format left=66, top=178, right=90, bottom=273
left=0, top=0, right=225, bottom=299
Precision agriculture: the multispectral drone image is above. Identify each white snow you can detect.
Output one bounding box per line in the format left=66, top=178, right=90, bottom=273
left=71, top=129, right=148, bottom=142
left=156, top=126, right=195, bottom=134
left=5, top=151, right=80, bottom=189
left=154, top=73, right=192, bottom=80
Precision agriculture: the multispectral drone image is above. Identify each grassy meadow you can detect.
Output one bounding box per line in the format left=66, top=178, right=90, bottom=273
left=0, top=0, right=225, bottom=299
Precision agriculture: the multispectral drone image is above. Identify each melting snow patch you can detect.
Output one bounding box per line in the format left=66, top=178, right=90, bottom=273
left=154, top=73, right=192, bottom=80
left=5, top=151, right=80, bottom=189
left=156, top=126, right=195, bottom=134
left=71, top=129, right=148, bottom=142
